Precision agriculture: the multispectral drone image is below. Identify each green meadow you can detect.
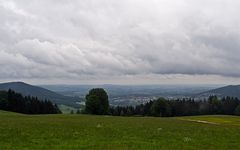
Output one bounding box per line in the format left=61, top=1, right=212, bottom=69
left=0, top=110, right=240, bottom=150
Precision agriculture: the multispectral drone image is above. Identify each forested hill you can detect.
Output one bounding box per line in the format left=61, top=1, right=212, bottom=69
left=197, top=85, right=240, bottom=99
left=0, top=82, right=80, bottom=107
left=0, top=90, right=61, bottom=114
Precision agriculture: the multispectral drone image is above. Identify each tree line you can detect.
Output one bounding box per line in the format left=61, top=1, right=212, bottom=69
left=3, top=87, right=240, bottom=117
left=109, top=96, right=240, bottom=117
left=0, top=89, right=61, bottom=114
left=84, top=88, right=240, bottom=117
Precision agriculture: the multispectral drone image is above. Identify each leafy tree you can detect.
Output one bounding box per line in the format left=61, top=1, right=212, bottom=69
left=151, top=98, right=171, bottom=116
left=76, top=109, right=81, bottom=114
left=222, top=97, right=239, bottom=115
left=0, top=91, right=8, bottom=110
left=208, top=96, right=221, bottom=114
left=85, top=88, right=109, bottom=115
left=234, top=104, right=240, bottom=116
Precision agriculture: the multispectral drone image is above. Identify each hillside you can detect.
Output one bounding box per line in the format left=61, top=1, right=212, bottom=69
left=196, top=85, right=240, bottom=99
left=0, top=82, right=80, bottom=107
left=0, top=110, right=240, bottom=149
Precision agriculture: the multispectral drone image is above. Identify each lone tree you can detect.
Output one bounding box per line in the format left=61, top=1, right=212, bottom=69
left=85, top=88, right=109, bottom=115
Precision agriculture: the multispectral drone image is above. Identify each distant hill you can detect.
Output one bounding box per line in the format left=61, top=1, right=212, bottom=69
left=0, top=82, right=80, bottom=107
left=196, top=85, right=240, bottom=99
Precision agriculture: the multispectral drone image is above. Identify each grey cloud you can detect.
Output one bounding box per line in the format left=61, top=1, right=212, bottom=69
left=0, top=0, right=240, bottom=83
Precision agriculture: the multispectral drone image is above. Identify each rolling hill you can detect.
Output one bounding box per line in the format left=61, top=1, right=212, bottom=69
left=0, top=82, right=81, bottom=107
left=196, top=85, right=240, bottom=99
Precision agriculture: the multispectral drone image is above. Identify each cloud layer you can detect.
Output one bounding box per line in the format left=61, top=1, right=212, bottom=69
left=0, top=0, right=240, bottom=84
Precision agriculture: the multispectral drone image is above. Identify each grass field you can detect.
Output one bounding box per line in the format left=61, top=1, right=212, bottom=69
left=0, top=110, right=240, bottom=150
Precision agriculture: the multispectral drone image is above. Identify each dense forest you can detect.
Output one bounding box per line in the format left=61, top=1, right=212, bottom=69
left=0, top=89, right=61, bottom=114
left=109, top=96, right=240, bottom=117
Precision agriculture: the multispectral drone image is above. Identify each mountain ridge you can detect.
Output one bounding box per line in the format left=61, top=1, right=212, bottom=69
left=0, top=82, right=80, bottom=107
left=196, top=85, right=240, bottom=99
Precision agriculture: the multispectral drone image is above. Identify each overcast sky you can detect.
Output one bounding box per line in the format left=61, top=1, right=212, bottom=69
left=0, top=0, right=240, bottom=85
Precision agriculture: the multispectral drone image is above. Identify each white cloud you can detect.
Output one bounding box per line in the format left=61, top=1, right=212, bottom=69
left=0, top=0, right=240, bottom=84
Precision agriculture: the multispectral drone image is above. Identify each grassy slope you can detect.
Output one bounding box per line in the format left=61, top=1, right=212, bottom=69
left=0, top=110, right=240, bottom=150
